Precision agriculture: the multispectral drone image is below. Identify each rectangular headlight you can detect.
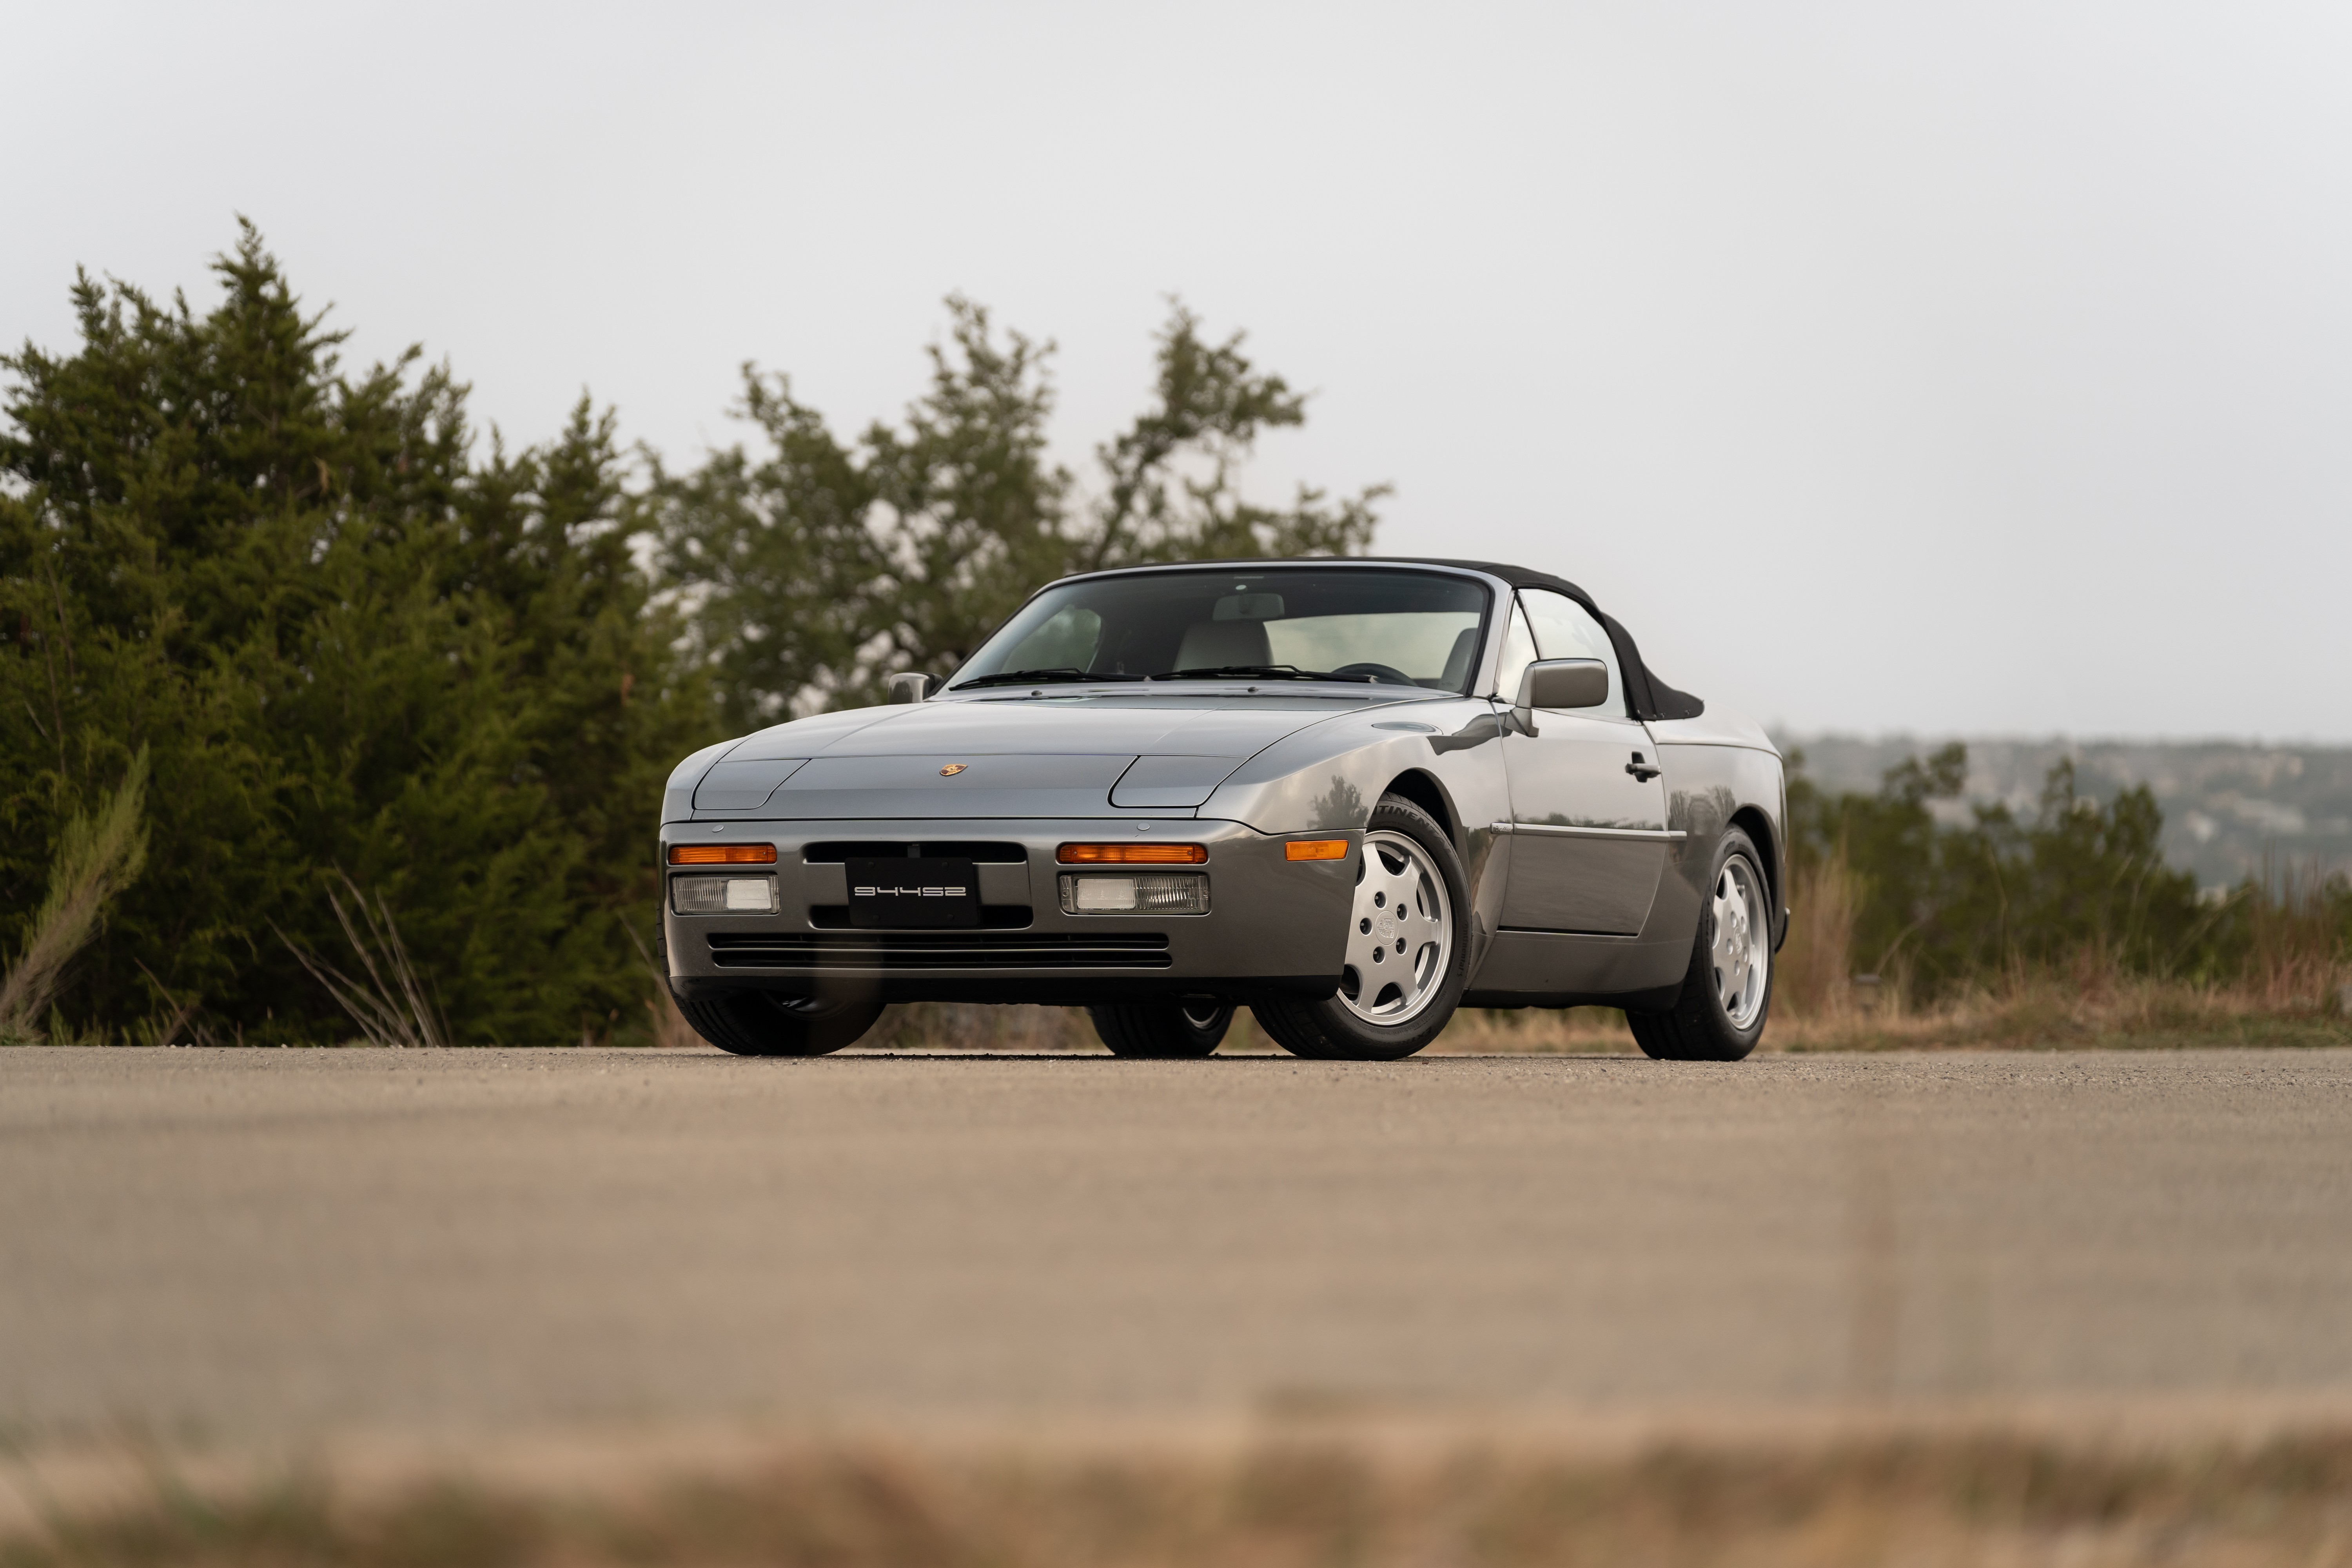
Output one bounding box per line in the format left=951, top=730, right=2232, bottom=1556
left=671, top=875, right=780, bottom=915
left=1058, top=873, right=1209, bottom=914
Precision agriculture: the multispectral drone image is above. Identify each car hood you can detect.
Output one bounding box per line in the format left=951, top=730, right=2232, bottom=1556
left=672, top=691, right=1437, bottom=820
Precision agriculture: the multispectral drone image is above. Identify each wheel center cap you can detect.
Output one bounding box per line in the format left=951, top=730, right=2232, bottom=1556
left=1376, top=909, right=1398, bottom=940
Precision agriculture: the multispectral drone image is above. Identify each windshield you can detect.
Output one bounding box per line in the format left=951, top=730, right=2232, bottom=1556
left=949, top=567, right=1492, bottom=691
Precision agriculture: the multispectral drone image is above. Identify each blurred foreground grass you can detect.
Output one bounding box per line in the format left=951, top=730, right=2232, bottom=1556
left=9, top=1428, right=2352, bottom=1568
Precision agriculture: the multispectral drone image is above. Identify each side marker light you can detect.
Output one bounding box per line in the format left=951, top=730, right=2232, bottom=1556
left=1285, top=839, right=1349, bottom=861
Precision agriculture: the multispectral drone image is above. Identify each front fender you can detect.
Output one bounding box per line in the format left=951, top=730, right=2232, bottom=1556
left=1202, top=697, right=1513, bottom=980
left=1200, top=699, right=1498, bottom=833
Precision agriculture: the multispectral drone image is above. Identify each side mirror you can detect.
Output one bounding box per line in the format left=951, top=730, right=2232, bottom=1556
left=1515, top=659, right=1609, bottom=712
left=887, top=672, right=935, bottom=704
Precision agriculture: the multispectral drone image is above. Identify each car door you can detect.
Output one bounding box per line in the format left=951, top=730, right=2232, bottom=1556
left=1495, top=589, right=1670, bottom=935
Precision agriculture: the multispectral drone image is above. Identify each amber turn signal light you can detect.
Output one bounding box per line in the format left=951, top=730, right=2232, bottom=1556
left=1056, top=842, right=1208, bottom=864
left=668, top=843, right=779, bottom=865
left=1284, top=839, right=1349, bottom=861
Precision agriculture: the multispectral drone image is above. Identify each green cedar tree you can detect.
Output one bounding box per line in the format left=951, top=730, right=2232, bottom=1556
left=0, top=224, right=713, bottom=1044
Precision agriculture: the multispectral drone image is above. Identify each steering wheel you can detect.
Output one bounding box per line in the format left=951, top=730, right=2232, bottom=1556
left=1333, top=662, right=1418, bottom=686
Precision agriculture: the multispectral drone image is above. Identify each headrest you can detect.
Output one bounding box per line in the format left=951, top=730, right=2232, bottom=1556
left=1439, top=626, right=1479, bottom=690
left=1173, top=619, right=1272, bottom=672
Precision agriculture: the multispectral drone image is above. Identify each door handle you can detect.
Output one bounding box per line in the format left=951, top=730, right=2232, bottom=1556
left=1625, top=753, right=1662, bottom=782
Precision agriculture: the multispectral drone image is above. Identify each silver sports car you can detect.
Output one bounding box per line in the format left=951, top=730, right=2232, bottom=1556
left=660, top=558, right=1785, bottom=1061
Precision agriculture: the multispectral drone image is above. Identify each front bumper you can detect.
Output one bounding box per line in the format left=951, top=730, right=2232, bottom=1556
left=660, top=817, right=1356, bottom=1006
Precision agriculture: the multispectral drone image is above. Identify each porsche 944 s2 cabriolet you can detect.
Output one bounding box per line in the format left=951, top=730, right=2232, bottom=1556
left=660, top=558, right=1786, bottom=1061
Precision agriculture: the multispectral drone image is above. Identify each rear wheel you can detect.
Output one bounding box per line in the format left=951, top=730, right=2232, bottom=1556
left=1627, top=828, right=1772, bottom=1062
left=1251, top=794, right=1468, bottom=1061
left=676, top=987, right=884, bottom=1056
left=1089, top=998, right=1233, bottom=1058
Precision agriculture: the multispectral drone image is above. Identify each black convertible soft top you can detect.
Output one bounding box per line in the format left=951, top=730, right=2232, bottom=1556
left=1380, top=558, right=1705, bottom=721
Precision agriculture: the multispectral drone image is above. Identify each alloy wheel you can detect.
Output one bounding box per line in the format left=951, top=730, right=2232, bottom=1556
left=1339, top=829, right=1455, bottom=1026
left=1710, top=855, right=1768, bottom=1029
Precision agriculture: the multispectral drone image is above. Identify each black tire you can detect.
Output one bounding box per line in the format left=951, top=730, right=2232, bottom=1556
left=1088, top=998, right=1233, bottom=1058
left=1628, top=827, right=1772, bottom=1062
left=1250, top=793, right=1470, bottom=1062
left=675, top=987, right=884, bottom=1056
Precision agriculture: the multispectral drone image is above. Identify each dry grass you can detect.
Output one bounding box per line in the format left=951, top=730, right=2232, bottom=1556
left=863, top=1002, right=1105, bottom=1053
left=1428, top=1007, right=1637, bottom=1054
left=1757, top=848, right=2350, bottom=1053
left=1422, top=989, right=2345, bottom=1056
left=1768, top=976, right=2350, bottom=1052
left=10, top=1427, right=2352, bottom=1567
left=275, top=876, right=450, bottom=1051
left=0, top=749, right=149, bottom=1045
left=1775, top=842, right=1860, bottom=1020
left=2238, top=855, right=2350, bottom=1013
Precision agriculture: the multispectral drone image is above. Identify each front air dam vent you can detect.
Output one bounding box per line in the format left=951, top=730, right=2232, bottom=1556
left=706, top=931, right=1169, bottom=970
left=808, top=905, right=1033, bottom=930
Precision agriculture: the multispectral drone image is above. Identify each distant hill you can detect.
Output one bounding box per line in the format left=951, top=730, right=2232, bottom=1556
left=1778, top=736, right=2352, bottom=891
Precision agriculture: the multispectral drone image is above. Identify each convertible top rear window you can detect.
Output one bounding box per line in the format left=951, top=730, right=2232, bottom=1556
left=951, top=568, right=1493, bottom=692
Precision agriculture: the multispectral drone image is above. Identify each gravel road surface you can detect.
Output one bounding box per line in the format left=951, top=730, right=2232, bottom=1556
left=3, top=1047, right=2348, bottom=1445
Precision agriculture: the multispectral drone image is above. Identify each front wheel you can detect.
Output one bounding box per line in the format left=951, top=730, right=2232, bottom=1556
left=1626, top=828, right=1772, bottom=1062
left=676, top=987, right=884, bottom=1056
left=1250, top=793, right=1468, bottom=1061
left=1089, top=998, right=1233, bottom=1058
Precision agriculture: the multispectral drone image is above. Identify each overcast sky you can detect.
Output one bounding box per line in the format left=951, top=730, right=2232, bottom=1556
left=8, top=2, right=2349, bottom=742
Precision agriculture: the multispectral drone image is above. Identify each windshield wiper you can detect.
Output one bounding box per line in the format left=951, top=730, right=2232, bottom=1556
left=950, top=668, right=1143, bottom=690
left=1148, top=664, right=1376, bottom=683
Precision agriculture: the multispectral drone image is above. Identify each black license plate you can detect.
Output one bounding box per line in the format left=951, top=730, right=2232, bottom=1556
left=846, top=857, right=981, bottom=928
